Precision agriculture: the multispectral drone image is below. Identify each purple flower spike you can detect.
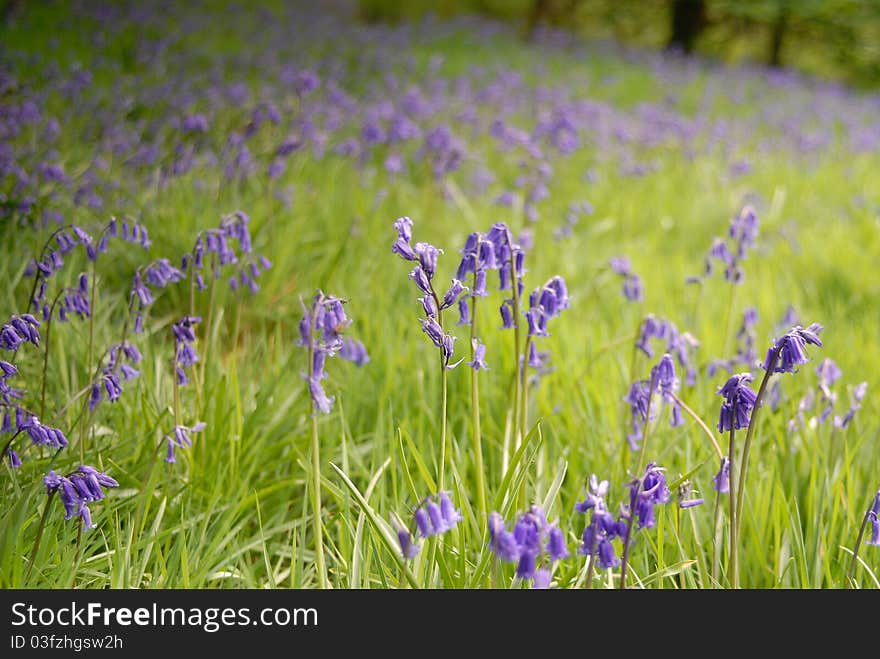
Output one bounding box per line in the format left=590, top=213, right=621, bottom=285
left=866, top=490, right=880, bottom=547
left=468, top=338, right=489, bottom=371
left=713, top=456, right=730, bottom=493
left=299, top=291, right=365, bottom=415
left=763, top=324, right=823, bottom=374
left=717, top=373, right=757, bottom=433
left=397, top=527, right=420, bottom=559
left=43, top=465, right=118, bottom=530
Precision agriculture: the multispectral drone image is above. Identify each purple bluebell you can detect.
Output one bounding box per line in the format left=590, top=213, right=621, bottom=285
left=623, top=379, right=653, bottom=450
left=164, top=422, right=206, bottom=463
left=457, top=298, right=471, bottom=326
left=763, top=324, right=823, bottom=374
left=405, top=492, right=462, bottom=547
left=1, top=314, right=41, bottom=351
left=678, top=481, right=704, bottom=509
left=43, top=465, right=119, bottom=529
left=576, top=475, right=621, bottom=569
left=866, top=490, right=880, bottom=547
left=172, top=316, right=201, bottom=385
left=20, top=415, right=68, bottom=449
left=468, top=338, right=489, bottom=371
left=488, top=506, right=568, bottom=585
left=339, top=338, right=370, bottom=366
left=3, top=447, right=21, bottom=468
left=439, top=279, right=466, bottom=310
left=717, top=373, right=758, bottom=432
left=499, top=299, right=514, bottom=329
left=299, top=291, right=365, bottom=414
left=397, top=527, right=420, bottom=559
left=713, top=456, right=730, bottom=493
left=628, top=463, right=670, bottom=530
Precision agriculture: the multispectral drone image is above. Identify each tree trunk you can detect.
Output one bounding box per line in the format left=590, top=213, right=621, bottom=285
left=526, top=0, right=552, bottom=41
left=768, top=7, right=789, bottom=67
left=667, top=0, right=706, bottom=54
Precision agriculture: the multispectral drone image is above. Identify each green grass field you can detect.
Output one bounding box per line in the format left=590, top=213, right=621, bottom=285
left=0, top=0, right=877, bottom=589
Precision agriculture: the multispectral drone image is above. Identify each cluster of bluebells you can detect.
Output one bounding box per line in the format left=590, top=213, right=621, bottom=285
left=609, top=256, right=644, bottom=303
left=0, top=314, right=41, bottom=351
left=54, top=274, right=92, bottom=322
left=623, top=354, right=683, bottom=450
left=525, top=275, right=569, bottom=376
left=392, top=217, right=464, bottom=367
left=690, top=205, right=759, bottom=284
left=131, top=259, right=186, bottom=333
left=763, top=323, right=823, bottom=374
left=576, top=475, right=624, bottom=570
left=89, top=342, right=142, bottom=410
left=43, top=465, right=118, bottom=530
left=708, top=308, right=758, bottom=376
left=298, top=291, right=368, bottom=414
left=172, top=316, right=201, bottom=386
left=396, top=492, right=463, bottom=559
left=26, top=219, right=150, bottom=317
left=163, top=422, right=206, bottom=463
left=635, top=315, right=698, bottom=385
left=717, top=373, right=758, bottom=433
left=2, top=402, right=69, bottom=467
left=488, top=505, right=569, bottom=588
left=182, top=211, right=271, bottom=294
left=625, top=463, right=672, bottom=531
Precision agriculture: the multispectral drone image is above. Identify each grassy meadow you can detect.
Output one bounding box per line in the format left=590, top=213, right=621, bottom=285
left=0, top=0, right=878, bottom=589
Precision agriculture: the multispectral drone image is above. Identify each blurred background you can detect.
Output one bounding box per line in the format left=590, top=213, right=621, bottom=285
left=356, top=0, right=880, bottom=86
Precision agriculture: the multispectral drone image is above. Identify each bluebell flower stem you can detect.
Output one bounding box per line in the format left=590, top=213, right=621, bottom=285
left=469, top=283, right=487, bottom=529
left=310, top=412, right=328, bottom=589
left=619, top=371, right=657, bottom=589
left=846, top=500, right=873, bottom=588
left=733, top=344, right=782, bottom=583
left=728, top=420, right=738, bottom=588
left=711, top=488, right=722, bottom=585
left=83, top=260, right=97, bottom=463
left=307, top=306, right=328, bottom=590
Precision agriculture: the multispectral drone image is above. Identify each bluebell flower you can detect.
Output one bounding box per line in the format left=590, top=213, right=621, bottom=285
left=867, top=490, right=880, bottom=547
left=713, top=456, right=730, bottom=493
left=1, top=314, right=41, bottom=351
left=43, top=465, right=119, bottom=530
left=164, top=422, right=206, bottom=463
left=763, top=324, right=823, bottom=374
left=172, top=316, right=201, bottom=385
left=488, top=506, right=568, bottom=585
left=468, top=339, right=489, bottom=371
left=717, top=373, right=758, bottom=432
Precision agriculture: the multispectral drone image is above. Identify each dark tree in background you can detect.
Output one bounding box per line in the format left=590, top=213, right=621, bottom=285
left=768, top=3, right=789, bottom=67
left=667, top=0, right=707, bottom=53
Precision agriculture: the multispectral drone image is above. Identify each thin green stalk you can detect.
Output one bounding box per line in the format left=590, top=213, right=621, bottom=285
left=25, top=490, right=56, bottom=584
left=734, top=345, right=782, bottom=575
left=439, top=361, right=448, bottom=492
left=83, top=260, right=97, bottom=462
left=619, top=372, right=657, bottom=589
left=712, top=488, right=722, bottom=586
left=728, top=416, right=738, bottom=589
left=310, top=412, right=328, bottom=588
left=469, top=284, right=486, bottom=528
left=669, top=392, right=724, bottom=459
left=720, top=283, right=737, bottom=359
left=306, top=301, right=328, bottom=589
left=69, top=520, right=83, bottom=588
left=846, top=491, right=878, bottom=588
